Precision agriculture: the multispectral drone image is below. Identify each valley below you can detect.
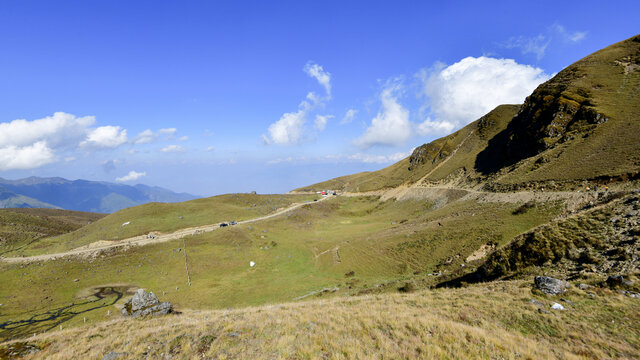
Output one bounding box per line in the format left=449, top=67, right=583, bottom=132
left=1, top=33, right=640, bottom=359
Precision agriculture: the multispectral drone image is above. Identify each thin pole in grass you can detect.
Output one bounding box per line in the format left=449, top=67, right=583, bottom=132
left=183, top=236, right=191, bottom=286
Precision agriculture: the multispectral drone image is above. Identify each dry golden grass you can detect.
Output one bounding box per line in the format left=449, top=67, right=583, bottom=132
left=6, top=280, right=638, bottom=359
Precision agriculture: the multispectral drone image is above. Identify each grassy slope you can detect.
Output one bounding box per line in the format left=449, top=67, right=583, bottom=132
left=4, top=280, right=639, bottom=359
left=0, top=209, right=105, bottom=256
left=491, top=34, right=640, bottom=185
left=296, top=104, right=520, bottom=193
left=299, top=35, right=640, bottom=194
left=0, top=195, right=561, bottom=342
left=5, top=193, right=315, bottom=257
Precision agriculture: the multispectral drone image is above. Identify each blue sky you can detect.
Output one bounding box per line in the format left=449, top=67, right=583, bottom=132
left=0, top=1, right=638, bottom=196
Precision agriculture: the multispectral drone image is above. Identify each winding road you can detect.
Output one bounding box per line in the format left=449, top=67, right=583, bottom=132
left=1, top=196, right=334, bottom=264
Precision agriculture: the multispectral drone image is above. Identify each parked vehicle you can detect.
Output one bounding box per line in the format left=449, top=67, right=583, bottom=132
left=229, top=221, right=237, bottom=225
left=220, top=223, right=228, bottom=227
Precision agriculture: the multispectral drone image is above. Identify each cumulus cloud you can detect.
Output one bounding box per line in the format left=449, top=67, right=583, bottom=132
left=263, top=63, right=333, bottom=145
left=80, top=126, right=128, bottom=148
left=135, top=129, right=155, bottom=144
left=0, top=112, right=95, bottom=149
left=161, top=145, right=185, bottom=153
left=314, top=114, right=333, bottom=131
left=0, top=142, right=55, bottom=171
left=264, top=107, right=307, bottom=145
left=115, top=170, right=146, bottom=182
left=354, top=81, right=412, bottom=149
left=304, top=62, right=331, bottom=97
left=178, top=135, right=189, bottom=141
left=416, top=118, right=455, bottom=136
left=417, top=56, right=550, bottom=137
left=341, top=109, right=358, bottom=124
left=0, top=112, right=129, bottom=170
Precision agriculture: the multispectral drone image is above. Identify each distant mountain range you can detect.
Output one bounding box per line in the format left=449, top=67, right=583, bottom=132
left=0, top=177, right=198, bottom=213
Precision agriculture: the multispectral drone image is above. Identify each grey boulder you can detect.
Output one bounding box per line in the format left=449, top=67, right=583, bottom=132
left=121, top=288, right=173, bottom=317
left=534, top=276, right=570, bottom=295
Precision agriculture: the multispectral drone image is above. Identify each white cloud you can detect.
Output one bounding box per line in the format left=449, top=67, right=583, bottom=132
left=341, top=109, right=358, bottom=124
left=304, top=62, right=331, bottom=97
left=502, top=35, right=549, bottom=60
left=159, top=128, right=177, bottom=135
left=135, top=129, right=155, bottom=144
left=418, top=56, right=550, bottom=137
left=135, top=128, right=181, bottom=144
left=0, top=141, right=55, bottom=170
left=178, top=135, right=189, bottom=141
left=263, top=62, right=332, bottom=145
left=354, top=81, right=412, bottom=149
left=115, top=170, right=146, bottom=182
left=205, top=146, right=214, bottom=152
left=325, top=151, right=409, bottom=164
left=265, top=108, right=307, bottom=145
left=347, top=152, right=408, bottom=164
left=314, top=114, right=333, bottom=131
left=161, top=145, right=185, bottom=153
left=0, top=112, right=95, bottom=149
left=551, top=24, right=587, bottom=43
left=81, top=126, right=128, bottom=148
left=416, top=118, right=455, bottom=136
left=502, top=24, right=586, bottom=60
left=0, top=112, right=129, bottom=170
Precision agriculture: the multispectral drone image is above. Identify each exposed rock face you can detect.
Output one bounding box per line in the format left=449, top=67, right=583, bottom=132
left=121, top=289, right=172, bottom=317
left=534, top=276, right=570, bottom=295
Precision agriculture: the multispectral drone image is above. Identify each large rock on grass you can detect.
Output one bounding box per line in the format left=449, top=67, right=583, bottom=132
left=534, top=276, right=570, bottom=295
left=121, top=288, right=172, bottom=317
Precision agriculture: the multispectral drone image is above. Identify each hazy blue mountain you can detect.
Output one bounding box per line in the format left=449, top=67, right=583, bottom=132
left=0, top=185, right=60, bottom=209
left=0, top=177, right=198, bottom=213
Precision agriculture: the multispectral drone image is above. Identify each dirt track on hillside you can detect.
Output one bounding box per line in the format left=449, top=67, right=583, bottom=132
left=0, top=196, right=333, bottom=264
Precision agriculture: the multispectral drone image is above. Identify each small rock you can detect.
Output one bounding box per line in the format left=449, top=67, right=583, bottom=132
left=586, top=292, right=596, bottom=298
left=551, top=302, right=565, bottom=310
left=102, top=352, right=127, bottom=360
left=529, top=299, right=544, bottom=308
left=560, top=298, right=573, bottom=305
left=537, top=308, right=549, bottom=314
left=73, top=279, right=79, bottom=282
left=226, top=332, right=240, bottom=338
left=534, top=276, right=570, bottom=295
left=577, top=283, right=592, bottom=290
left=605, top=275, right=632, bottom=289
left=121, top=289, right=172, bottom=318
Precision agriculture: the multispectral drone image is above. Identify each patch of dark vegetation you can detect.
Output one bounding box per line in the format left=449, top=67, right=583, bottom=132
left=344, top=271, right=355, bottom=278
left=0, top=341, right=42, bottom=359
left=398, top=282, right=416, bottom=293
left=439, top=193, right=640, bottom=288
left=513, top=202, right=535, bottom=215
left=0, top=287, right=124, bottom=342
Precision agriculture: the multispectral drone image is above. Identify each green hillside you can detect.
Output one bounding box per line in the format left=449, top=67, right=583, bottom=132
left=4, top=193, right=315, bottom=257
left=479, top=34, right=640, bottom=189
left=300, top=34, right=640, bottom=194
left=296, top=104, right=521, bottom=193
left=0, top=209, right=105, bottom=256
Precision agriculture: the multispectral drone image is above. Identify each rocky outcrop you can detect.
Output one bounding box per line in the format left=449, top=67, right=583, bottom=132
left=121, top=289, right=172, bottom=318
left=534, top=276, right=570, bottom=295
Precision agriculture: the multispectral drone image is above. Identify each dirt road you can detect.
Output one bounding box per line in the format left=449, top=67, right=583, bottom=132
left=1, top=196, right=334, bottom=264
